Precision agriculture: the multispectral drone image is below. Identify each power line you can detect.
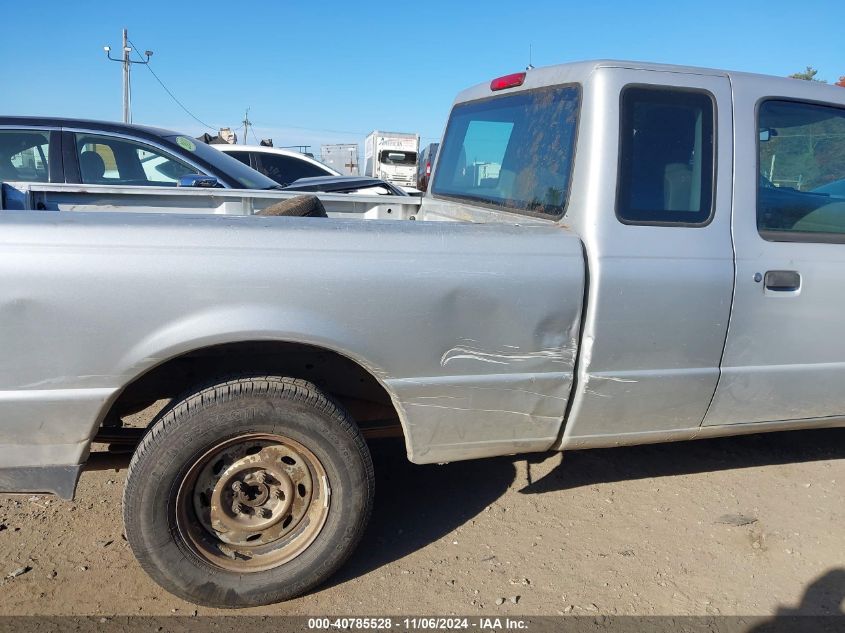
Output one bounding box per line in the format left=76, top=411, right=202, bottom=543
left=248, top=120, right=367, bottom=137
left=249, top=120, right=439, bottom=141
left=127, top=37, right=218, bottom=131
left=126, top=37, right=438, bottom=142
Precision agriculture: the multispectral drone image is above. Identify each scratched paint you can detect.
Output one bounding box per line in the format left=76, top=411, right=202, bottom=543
left=440, top=344, right=575, bottom=367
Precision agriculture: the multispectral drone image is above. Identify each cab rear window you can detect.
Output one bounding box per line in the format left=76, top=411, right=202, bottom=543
left=432, top=85, right=580, bottom=219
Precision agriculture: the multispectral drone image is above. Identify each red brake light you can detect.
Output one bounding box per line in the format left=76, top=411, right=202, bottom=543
left=426, top=163, right=431, bottom=175
left=490, top=72, right=526, bottom=91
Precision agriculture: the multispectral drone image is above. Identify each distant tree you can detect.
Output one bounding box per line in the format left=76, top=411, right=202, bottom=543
left=789, top=66, right=827, bottom=82
left=837, top=76, right=845, bottom=87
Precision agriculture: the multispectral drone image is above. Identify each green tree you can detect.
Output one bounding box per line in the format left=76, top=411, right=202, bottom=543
left=789, top=66, right=827, bottom=83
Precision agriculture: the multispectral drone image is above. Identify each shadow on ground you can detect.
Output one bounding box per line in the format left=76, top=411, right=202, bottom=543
left=325, top=439, right=518, bottom=588
left=522, top=427, right=845, bottom=494
left=84, top=428, right=845, bottom=589
left=746, top=568, right=845, bottom=631
left=330, top=428, right=845, bottom=585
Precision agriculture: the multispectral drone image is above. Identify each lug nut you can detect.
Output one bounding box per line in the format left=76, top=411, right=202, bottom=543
left=231, top=481, right=243, bottom=493
left=231, top=501, right=246, bottom=515
left=254, top=471, right=267, bottom=485
left=273, top=488, right=285, bottom=500
left=258, top=508, right=272, bottom=519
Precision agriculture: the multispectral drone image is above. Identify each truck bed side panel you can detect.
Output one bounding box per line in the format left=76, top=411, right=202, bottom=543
left=0, top=213, right=584, bottom=496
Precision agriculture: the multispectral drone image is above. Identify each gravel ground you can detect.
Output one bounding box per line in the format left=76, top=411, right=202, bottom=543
left=0, top=428, right=842, bottom=617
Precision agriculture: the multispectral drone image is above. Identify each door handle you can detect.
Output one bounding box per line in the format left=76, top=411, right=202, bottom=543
left=764, top=270, right=801, bottom=292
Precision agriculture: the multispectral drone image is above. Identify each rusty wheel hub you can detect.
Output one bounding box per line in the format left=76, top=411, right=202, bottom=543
left=176, top=433, right=330, bottom=572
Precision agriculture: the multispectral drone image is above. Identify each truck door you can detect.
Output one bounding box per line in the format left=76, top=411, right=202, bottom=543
left=557, top=69, right=735, bottom=447
left=704, top=81, right=845, bottom=426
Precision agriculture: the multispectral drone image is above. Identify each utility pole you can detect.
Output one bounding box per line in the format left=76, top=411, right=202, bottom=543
left=242, top=108, right=252, bottom=144
left=122, top=29, right=130, bottom=124
left=103, top=29, right=153, bottom=123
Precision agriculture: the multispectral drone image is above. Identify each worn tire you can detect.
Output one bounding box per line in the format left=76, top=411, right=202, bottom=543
left=257, top=195, right=328, bottom=217
left=122, top=376, right=374, bottom=607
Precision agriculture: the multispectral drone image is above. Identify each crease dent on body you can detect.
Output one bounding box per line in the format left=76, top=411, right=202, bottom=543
left=588, top=375, right=638, bottom=383
left=440, top=345, right=574, bottom=367
left=404, top=402, right=559, bottom=420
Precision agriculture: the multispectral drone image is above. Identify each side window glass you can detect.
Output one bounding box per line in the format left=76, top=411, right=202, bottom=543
left=617, top=87, right=715, bottom=225
left=75, top=134, right=198, bottom=186
left=258, top=154, right=330, bottom=186
left=758, top=100, right=845, bottom=240
left=0, top=130, right=50, bottom=182
left=78, top=141, right=116, bottom=183
left=226, top=151, right=253, bottom=168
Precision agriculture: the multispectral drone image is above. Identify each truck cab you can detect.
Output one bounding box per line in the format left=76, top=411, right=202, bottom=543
left=422, top=60, right=845, bottom=448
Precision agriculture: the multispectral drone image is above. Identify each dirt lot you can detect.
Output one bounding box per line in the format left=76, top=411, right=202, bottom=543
left=0, top=428, right=843, bottom=617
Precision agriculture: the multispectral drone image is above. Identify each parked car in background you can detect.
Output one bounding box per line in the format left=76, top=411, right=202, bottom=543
left=214, top=144, right=409, bottom=195
left=417, top=142, right=439, bottom=191
left=215, top=144, right=339, bottom=186
left=0, top=119, right=417, bottom=217
left=0, top=117, right=281, bottom=190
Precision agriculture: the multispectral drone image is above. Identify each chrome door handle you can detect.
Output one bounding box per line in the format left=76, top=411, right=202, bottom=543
left=764, top=270, right=801, bottom=292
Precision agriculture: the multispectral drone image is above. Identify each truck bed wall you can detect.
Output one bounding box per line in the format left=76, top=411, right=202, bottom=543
left=1, top=182, right=422, bottom=220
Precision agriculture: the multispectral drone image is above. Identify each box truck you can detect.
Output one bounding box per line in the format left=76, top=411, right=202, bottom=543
left=364, top=131, right=419, bottom=190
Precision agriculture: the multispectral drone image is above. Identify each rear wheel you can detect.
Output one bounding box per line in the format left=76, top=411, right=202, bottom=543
left=123, top=376, right=373, bottom=607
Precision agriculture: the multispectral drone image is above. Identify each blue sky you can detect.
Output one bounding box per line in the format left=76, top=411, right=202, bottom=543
left=2, top=0, right=843, bottom=151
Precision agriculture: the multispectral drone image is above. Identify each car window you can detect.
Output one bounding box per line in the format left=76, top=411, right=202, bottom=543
left=0, top=130, right=50, bottom=182
left=225, top=150, right=253, bottom=168
left=256, top=154, right=333, bottom=186
left=75, top=133, right=198, bottom=186
left=617, top=87, right=715, bottom=225
left=757, top=100, right=845, bottom=241
left=172, top=138, right=279, bottom=189
left=432, top=85, right=580, bottom=218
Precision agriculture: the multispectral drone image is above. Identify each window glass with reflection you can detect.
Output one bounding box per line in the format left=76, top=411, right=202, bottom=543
left=758, top=100, right=845, bottom=240
left=432, top=85, right=580, bottom=218
left=75, top=133, right=198, bottom=186
left=617, top=87, right=714, bottom=225
left=0, top=130, right=50, bottom=182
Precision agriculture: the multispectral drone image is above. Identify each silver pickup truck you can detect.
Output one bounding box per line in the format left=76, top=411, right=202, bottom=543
left=1, top=60, right=844, bottom=608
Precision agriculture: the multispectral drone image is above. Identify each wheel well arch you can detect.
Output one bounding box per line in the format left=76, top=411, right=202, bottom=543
left=99, top=340, right=406, bottom=444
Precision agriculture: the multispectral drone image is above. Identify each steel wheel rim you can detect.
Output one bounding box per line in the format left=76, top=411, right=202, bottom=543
left=176, top=432, right=330, bottom=572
